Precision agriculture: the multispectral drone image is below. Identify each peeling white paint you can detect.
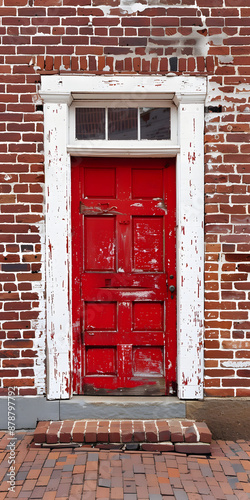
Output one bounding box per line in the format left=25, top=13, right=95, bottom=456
left=222, top=361, right=250, bottom=368
left=42, top=96, right=73, bottom=399
left=121, top=291, right=152, bottom=298
left=175, top=93, right=205, bottom=399
left=27, top=220, right=46, bottom=395
left=32, top=94, right=42, bottom=104
left=117, top=267, right=125, bottom=273
left=98, top=5, right=111, bottom=16
left=219, top=55, right=234, bottom=64
left=120, top=0, right=145, bottom=15
left=156, top=201, right=168, bottom=213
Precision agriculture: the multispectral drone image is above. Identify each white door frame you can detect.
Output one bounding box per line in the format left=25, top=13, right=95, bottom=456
left=40, top=75, right=206, bottom=400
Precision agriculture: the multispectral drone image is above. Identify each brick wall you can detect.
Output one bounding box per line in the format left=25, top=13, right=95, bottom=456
left=0, top=0, right=249, bottom=397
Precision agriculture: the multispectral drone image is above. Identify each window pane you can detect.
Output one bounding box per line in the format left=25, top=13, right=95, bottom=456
left=108, top=108, right=137, bottom=140
left=140, top=108, right=171, bottom=140
left=76, top=108, right=105, bottom=140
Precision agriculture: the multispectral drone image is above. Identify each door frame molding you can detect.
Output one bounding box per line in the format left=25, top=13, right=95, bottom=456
left=40, top=75, right=207, bottom=400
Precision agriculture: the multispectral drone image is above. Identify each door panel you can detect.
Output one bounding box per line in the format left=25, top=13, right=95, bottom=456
left=72, top=157, right=176, bottom=396
left=133, top=302, right=164, bottom=331
left=84, top=216, right=116, bottom=271
left=132, top=217, right=164, bottom=271
left=132, top=168, right=163, bottom=198
left=84, top=167, right=116, bottom=198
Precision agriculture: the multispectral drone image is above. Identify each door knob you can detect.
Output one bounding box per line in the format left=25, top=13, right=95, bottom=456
left=169, top=285, right=175, bottom=293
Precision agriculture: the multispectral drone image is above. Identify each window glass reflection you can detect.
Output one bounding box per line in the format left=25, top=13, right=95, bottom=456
left=140, top=108, right=171, bottom=140
left=76, top=108, right=105, bottom=140
left=108, top=108, right=138, bottom=140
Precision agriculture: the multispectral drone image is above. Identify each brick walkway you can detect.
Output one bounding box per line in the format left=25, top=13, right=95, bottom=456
left=0, top=431, right=250, bottom=499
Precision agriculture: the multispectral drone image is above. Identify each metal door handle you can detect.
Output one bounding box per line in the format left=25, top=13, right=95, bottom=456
left=169, top=285, right=175, bottom=293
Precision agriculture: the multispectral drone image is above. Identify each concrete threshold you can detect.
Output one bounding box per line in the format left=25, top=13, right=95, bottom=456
left=60, top=396, right=186, bottom=420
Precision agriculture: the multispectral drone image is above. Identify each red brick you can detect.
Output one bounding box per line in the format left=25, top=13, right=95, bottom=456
left=72, top=421, right=86, bottom=443
left=34, top=421, right=50, bottom=444
left=20, top=388, right=37, bottom=395
left=222, top=378, right=250, bottom=387
left=152, top=17, right=179, bottom=27
left=3, top=358, right=34, bottom=367
left=3, top=378, right=34, bottom=386
left=121, top=421, right=133, bottom=443
left=60, top=420, right=73, bottom=443
left=0, top=368, right=18, bottom=377
left=169, top=421, right=184, bottom=443
left=98, top=443, right=123, bottom=450
left=97, top=421, right=109, bottom=443
left=85, top=421, right=97, bottom=443
left=141, top=442, right=174, bottom=452
left=46, top=421, right=62, bottom=444
left=236, top=388, right=250, bottom=396
left=133, top=57, right=140, bottom=72
left=109, top=421, right=120, bottom=443
left=156, top=420, right=170, bottom=441
left=139, top=7, right=167, bottom=15
left=133, top=421, right=145, bottom=442
left=184, top=426, right=197, bottom=443
left=144, top=421, right=158, bottom=442
left=174, top=443, right=211, bottom=454
left=4, top=339, right=32, bottom=347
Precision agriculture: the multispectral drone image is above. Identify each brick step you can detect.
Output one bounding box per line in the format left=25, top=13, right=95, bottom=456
left=33, top=419, right=212, bottom=454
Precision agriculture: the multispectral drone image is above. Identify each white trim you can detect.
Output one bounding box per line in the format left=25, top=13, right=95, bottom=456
left=67, top=145, right=180, bottom=157
left=43, top=99, right=72, bottom=400
left=40, top=75, right=206, bottom=400
left=41, top=74, right=206, bottom=96
left=175, top=98, right=205, bottom=399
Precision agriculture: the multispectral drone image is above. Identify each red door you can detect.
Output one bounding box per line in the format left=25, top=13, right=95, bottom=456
left=72, top=157, right=176, bottom=396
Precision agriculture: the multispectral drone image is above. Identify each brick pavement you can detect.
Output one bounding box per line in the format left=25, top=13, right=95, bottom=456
left=0, top=431, right=250, bottom=499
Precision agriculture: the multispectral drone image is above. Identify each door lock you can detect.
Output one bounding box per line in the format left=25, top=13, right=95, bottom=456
left=169, top=284, right=175, bottom=300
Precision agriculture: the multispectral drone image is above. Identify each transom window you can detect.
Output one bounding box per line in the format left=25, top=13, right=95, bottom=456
left=75, top=107, right=171, bottom=141
left=69, top=97, right=177, bottom=148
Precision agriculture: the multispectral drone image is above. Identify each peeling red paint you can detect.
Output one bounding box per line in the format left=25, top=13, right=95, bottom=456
left=71, top=157, right=177, bottom=396
left=188, top=151, right=196, bottom=164
left=48, top=240, right=52, bottom=259
left=64, top=374, right=70, bottom=395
